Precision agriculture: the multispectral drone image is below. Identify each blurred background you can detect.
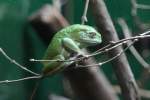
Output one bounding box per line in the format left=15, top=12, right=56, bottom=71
left=0, top=0, right=149, bottom=100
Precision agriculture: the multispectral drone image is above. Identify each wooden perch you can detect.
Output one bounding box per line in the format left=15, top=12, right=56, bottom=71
left=89, top=0, right=140, bottom=100
left=29, top=4, right=118, bottom=100
left=29, top=4, right=69, bottom=44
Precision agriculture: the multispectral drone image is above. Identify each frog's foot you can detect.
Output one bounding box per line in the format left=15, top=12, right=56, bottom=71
left=76, top=53, right=89, bottom=62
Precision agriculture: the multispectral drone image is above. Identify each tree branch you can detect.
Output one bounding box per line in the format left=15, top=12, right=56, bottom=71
left=89, top=0, right=141, bottom=100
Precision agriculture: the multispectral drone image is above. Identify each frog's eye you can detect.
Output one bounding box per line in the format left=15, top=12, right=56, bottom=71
left=88, top=32, right=96, bottom=38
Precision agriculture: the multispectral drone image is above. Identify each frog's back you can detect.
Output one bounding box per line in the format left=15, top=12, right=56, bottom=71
left=42, top=24, right=88, bottom=60
left=42, top=25, right=72, bottom=60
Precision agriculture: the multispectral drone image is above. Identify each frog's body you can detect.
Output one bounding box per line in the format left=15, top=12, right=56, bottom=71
left=42, top=24, right=102, bottom=76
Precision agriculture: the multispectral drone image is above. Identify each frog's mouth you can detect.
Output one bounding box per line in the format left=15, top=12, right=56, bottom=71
left=82, top=39, right=102, bottom=45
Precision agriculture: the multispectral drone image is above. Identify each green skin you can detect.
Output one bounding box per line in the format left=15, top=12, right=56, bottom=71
left=42, top=24, right=102, bottom=77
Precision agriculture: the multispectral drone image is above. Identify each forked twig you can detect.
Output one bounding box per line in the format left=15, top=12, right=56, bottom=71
left=0, top=48, right=40, bottom=76
left=81, top=0, right=90, bottom=24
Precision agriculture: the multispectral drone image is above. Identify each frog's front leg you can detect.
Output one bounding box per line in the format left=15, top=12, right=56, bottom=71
left=61, top=38, right=88, bottom=66
left=61, top=38, right=84, bottom=56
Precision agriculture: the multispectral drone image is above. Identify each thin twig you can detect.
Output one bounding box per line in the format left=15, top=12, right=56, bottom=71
left=88, top=42, right=126, bottom=57
left=0, top=48, right=40, bottom=76
left=77, top=41, right=135, bottom=67
left=140, top=30, right=150, bottom=36
left=0, top=75, right=42, bottom=84
left=30, top=81, right=40, bottom=100
left=81, top=0, right=90, bottom=24
left=136, top=4, right=150, bottom=10
left=118, top=18, right=150, bottom=69
left=29, top=58, right=70, bottom=62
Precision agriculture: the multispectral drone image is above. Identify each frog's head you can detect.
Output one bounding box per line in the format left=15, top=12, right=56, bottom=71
left=70, top=24, right=102, bottom=47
